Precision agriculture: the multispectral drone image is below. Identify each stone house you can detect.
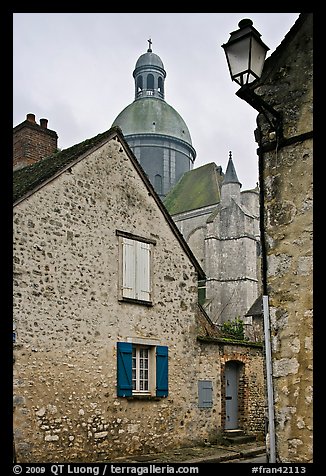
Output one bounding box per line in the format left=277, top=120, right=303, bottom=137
left=13, top=125, right=266, bottom=462
left=244, top=13, right=313, bottom=462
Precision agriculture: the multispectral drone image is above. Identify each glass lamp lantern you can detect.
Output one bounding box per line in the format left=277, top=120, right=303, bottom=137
left=221, top=19, right=269, bottom=87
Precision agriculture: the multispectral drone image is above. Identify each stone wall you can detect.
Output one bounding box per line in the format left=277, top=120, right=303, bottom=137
left=197, top=339, right=265, bottom=437
left=264, top=141, right=313, bottom=462
left=253, top=13, right=313, bottom=462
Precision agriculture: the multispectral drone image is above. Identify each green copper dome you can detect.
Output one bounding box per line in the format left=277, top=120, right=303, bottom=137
left=112, top=97, right=193, bottom=145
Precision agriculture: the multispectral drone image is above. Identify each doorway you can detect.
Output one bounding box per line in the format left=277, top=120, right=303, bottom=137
left=224, top=360, right=241, bottom=430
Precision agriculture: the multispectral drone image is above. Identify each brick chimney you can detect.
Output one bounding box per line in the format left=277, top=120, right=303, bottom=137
left=13, top=114, right=58, bottom=170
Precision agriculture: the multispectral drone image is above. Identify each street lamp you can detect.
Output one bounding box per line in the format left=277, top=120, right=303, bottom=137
left=221, top=18, right=269, bottom=87
left=222, top=19, right=282, bottom=139
left=222, top=19, right=277, bottom=464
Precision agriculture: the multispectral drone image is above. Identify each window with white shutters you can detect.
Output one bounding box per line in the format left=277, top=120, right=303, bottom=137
left=117, top=231, right=155, bottom=305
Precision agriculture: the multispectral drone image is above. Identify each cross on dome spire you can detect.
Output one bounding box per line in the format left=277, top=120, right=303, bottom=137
left=147, top=38, right=152, bottom=52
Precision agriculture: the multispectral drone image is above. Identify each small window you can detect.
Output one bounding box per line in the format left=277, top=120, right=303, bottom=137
left=137, top=75, right=143, bottom=92
left=154, top=174, right=162, bottom=195
left=117, top=342, right=168, bottom=398
left=116, top=231, right=155, bottom=305
left=198, top=380, right=213, bottom=408
left=158, top=77, right=164, bottom=94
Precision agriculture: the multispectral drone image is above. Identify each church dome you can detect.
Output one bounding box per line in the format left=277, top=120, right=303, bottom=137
left=111, top=41, right=196, bottom=199
left=112, top=97, right=193, bottom=146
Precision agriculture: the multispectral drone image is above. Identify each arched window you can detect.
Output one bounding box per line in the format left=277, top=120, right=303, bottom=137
left=147, top=74, right=154, bottom=90
left=137, top=76, right=143, bottom=92
left=154, top=174, right=162, bottom=195
left=158, top=77, right=164, bottom=95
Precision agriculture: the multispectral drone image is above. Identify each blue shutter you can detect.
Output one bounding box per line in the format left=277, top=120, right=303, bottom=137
left=117, top=342, right=132, bottom=397
left=156, top=346, right=168, bottom=397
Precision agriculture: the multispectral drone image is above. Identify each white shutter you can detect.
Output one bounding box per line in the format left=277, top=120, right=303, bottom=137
left=136, top=241, right=151, bottom=302
left=122, top=238, right=136, bottom=299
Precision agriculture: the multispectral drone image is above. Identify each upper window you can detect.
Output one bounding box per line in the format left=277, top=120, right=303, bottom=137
left=116, top=230, right=155, bottom=305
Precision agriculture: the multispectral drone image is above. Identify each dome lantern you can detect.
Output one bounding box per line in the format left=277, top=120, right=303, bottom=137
left=133, top=39, right=166, bottom=100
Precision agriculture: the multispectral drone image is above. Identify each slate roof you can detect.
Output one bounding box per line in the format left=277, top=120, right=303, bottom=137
left=223, top=155, right=242, bottom=186
left=163, top=162, right=224, bottom=215
left=245, top=295, right=263, bottom=318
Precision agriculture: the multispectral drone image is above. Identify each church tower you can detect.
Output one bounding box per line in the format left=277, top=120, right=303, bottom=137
left=204, top=153, right=260, bottom=325
left=112, top=41, right=196, bottom=199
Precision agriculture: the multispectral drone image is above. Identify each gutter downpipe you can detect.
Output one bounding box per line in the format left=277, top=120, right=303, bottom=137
left=263, top=295, right=276, bottom=463
left=236, top=84, right=279, bottom=463
left=257, top=129, right=277, bottom=464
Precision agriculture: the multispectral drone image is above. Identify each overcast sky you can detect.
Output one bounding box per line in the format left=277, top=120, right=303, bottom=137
left=13, top=12, right=300, bottom=190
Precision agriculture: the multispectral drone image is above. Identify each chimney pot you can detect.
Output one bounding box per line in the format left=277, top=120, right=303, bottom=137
left=40, top=118, right=48, bottom=129
left=26, top=113, right=36, bottom=123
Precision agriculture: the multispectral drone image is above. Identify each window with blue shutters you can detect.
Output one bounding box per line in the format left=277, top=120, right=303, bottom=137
left=198, top=380, right=213, bottom=408
left=116, top=230, right=155, bottom=305
left=117, top=342, right=168, bottom=398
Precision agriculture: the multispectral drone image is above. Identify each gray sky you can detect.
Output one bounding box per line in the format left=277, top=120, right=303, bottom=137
left=13, top=12, right=300, bottom=190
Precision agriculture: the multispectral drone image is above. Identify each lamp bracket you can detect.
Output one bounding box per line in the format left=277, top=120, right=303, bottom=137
left=236, top=84, right=283, bottom=138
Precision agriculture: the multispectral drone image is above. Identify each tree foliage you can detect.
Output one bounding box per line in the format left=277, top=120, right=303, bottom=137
left=221, top=318, right=246, bottom=340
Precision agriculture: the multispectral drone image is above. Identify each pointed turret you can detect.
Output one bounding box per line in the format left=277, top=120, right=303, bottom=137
left=221, top=151, right=241, bottom=206
left=223, top=151, right=242, bottom=186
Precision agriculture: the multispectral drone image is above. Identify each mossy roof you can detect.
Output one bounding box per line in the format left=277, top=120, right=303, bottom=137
left=163, top=162, right=224, bottom=215
left=197, top=335, right=263, bottom=348
left=13, top=127, right=121, bottom=204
